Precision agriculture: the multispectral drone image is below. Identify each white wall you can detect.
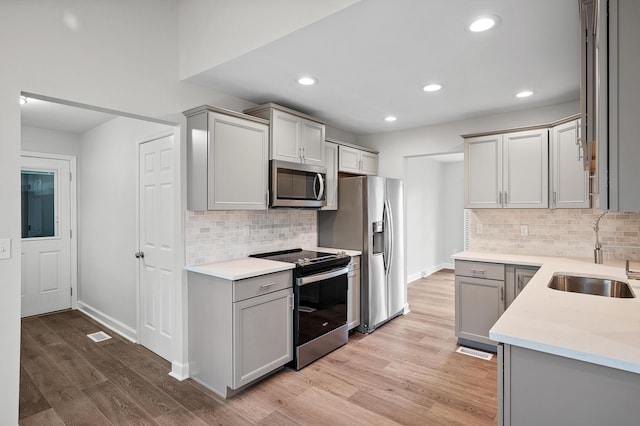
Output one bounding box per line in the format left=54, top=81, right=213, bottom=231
left=78, top=116, right=172, bottom=339
left=0, top=1, right=256, bottom=422
left=405, top=156, right=464, bottom=282
left=359, top=101, right=579, bottom=179
left=21, top=126, right=82, bottom=157
left=178, top=0, right=361, bottom=79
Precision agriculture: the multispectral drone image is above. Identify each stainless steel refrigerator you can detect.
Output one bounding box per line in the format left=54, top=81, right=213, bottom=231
left=318, top=176, right=406, bottom=333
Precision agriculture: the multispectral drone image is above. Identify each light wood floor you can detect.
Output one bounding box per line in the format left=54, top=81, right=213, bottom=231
left=19, top=269, right=497, bottom=425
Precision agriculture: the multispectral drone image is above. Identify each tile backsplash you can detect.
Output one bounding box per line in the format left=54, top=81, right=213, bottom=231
left=468, top=209, right=640, bottom=261
left=185, top=210, right=317, bottom=265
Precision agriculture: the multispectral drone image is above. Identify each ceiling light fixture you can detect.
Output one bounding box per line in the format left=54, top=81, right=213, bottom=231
left=297, top=76, right=318, bottom=86
left=515, top=90, right=535, bottom=98
left=385, top=116, right=397, bottom=122
left=469, top=15, right=500, bottom=32
left=19, top=96, right=28, bottom=105
left=423, top=83, right=443, bottom=92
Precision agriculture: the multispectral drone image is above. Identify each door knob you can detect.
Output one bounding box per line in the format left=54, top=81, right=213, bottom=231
left=135, top=251, right=144, bottom=259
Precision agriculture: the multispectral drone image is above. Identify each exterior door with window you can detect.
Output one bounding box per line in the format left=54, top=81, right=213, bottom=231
left=21, top=156, right=72, bottom=317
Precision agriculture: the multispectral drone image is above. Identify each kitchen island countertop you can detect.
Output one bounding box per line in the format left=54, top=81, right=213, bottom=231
left=453, top=251, right=640, bottom=374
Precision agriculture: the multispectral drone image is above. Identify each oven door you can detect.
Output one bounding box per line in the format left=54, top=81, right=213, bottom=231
left=295, top=266, right=348, bottom=346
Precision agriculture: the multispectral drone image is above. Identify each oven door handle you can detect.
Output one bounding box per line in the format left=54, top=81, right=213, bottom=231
left=296, top=266, right=349, bottom=286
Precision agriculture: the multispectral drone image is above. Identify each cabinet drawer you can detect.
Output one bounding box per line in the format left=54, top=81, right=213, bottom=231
left=233, top=271, right=292, bottom=302
left=455, top=260, right=504, bottom=281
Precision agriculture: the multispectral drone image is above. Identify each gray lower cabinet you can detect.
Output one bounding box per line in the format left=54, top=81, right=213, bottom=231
left=505, top=265, right=539, bottom=309
left=188, top=270, right=293, bottom=398
left=184, top=105, right=269, bottom=211
left=455, top=261, right=539, bottom=349
left=499, top=344, right=640, bottom=426
left=347, top=255, right=361, bottom=330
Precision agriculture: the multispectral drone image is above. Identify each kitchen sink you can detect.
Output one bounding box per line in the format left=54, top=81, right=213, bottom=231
left=547, top=274, right=635, bottom=298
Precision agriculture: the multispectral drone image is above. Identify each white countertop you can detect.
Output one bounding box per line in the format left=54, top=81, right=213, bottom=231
left=454, top=251, right=640, bottom=374
left=185, top=258, right=294, bottom=281
left=307, top=247, right=362, bottom=257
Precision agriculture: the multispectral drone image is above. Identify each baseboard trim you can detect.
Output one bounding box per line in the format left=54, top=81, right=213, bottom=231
left=408, top=263, right=456, bottom=283
left=169, top=361, right=189, bottom=381
left=77, top=301, right=137, bottom=343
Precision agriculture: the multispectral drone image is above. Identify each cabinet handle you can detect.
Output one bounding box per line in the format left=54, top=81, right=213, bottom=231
left=289, top=294, right=294, bottom=310
left=266, top=190, right=270, bottom=206
left=470, top=268, right=486, bottom=277
left=517, top=275, right=522, bottom=291
left=500, top=287, right=504, bottom=301
left=498, top=191, right=502, bottom=206
left=260, top=282, right=275, bottom=289
left=301, top=146, right=306, bottom=162
left=504, top=191, right=508, bottom=206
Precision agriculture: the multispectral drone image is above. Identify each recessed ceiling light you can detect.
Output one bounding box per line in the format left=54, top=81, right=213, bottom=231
left=385, top=116, right=397, bottom=122
left=469, top=15, right=500, bottom=32
left=297, top=76, right=318, bottom=86
left=515, top=90, right=535, bottom=98
left=423, top=83, right=443, bottom=92
left=19, top=96, right=28, bottom=105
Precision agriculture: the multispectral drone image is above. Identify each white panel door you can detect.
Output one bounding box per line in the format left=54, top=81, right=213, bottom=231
left=138, top=133, right=177, bottom=361
left=21, top=156, right=72, bottom=317
left=300, top=119, right=325, bottom=166
left=338, top=145, right=361, bottom=173
left=271, top=110, right=301, bottom=163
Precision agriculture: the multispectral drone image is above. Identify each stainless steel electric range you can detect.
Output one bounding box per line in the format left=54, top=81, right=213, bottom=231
left=251, top=248, right=351, bottom=370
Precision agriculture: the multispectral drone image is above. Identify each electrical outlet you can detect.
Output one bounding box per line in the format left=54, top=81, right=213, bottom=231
left=0, top=238, right=11, bottom=260
left=520, top=225, right=529, bottom=237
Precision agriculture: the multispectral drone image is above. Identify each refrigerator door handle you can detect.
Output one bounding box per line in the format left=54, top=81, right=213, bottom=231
left=385, top=199, right=394, bottom=276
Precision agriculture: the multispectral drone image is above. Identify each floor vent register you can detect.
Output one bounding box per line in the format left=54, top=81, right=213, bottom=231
left=456, top=346, right=493, bottom=361
left=87, top=331, right=112, bottom=343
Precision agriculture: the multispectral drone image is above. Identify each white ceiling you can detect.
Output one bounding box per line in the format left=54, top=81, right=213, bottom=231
left=187, top=0, right=581, bottom=135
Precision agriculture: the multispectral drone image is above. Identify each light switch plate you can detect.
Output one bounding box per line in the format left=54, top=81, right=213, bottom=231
left=0, top=238, right=11, bottom=260
left=520, top=225, right=529, bottom=237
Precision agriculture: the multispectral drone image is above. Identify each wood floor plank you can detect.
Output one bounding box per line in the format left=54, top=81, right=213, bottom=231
left=94, top=356, right=179, bottom=418
left=18, top=408, right=65, bottom=426
left=19, top=367, right=50, bottom=420
left=154, top=407, right=208, bottom=426
left=44, top=385, right=113, bottom=425
left=83, top=380, right=157, bottom=425
left=46, top=341, right=109, bottom=389
left=348, top=388, right=433, bottom=426
left=255, top=410, right=301, bottom=426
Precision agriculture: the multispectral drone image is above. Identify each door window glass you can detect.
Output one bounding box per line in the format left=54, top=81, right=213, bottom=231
left=21, top=170, right=56, bottom=238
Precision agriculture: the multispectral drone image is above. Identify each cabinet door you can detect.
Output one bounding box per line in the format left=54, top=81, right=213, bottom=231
left=300, top=119, right=325, bottom=166
left=347, top=256, right=361, bottom=330
left=338, top=145, right=361, bottom=174
left=208, top=112, right=269, bottom=210
left=360, top=151, right=379, bottom=175
left=232, top=288, right=293, bottom=389
left=455, top=275, right=504, bottom=346
left=465, top=135, right=503, bottom=208
left=514, top=268, right=537, bottom=299
left=606, top=0, right=640, bottom=212
left=503, top=129, right=549, bottom=208
left=551, top=120, right=590, bottom=208
left=321, top=142, right=338, bottom=211
left=271, top=109, right=301, bottom=163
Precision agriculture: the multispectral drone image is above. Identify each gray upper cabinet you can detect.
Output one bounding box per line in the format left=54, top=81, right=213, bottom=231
left=338, top=145, right=378, bottom=175
left=245, top=103, right=325, bottom=167
left=550, top=118, right=590, bottom=208
left=597, top=0, right=640, bottom=212
left=464, top=129, right=549, bottom=209
left=321, top=141, right=338, bottom=211
left=184, top=106, right=269, bottom=211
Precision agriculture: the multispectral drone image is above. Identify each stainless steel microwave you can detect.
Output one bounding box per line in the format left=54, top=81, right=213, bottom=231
left=270, top=160, right=327, bottom=208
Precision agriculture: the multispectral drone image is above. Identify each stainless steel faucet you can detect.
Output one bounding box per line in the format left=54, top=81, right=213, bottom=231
left=593, top=211, right=608, bottom=264
left=626, top=260, right=640, bottom=280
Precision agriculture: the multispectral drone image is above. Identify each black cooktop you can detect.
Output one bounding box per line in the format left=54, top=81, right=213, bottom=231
left=250, top=248, right=350, bottom=274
